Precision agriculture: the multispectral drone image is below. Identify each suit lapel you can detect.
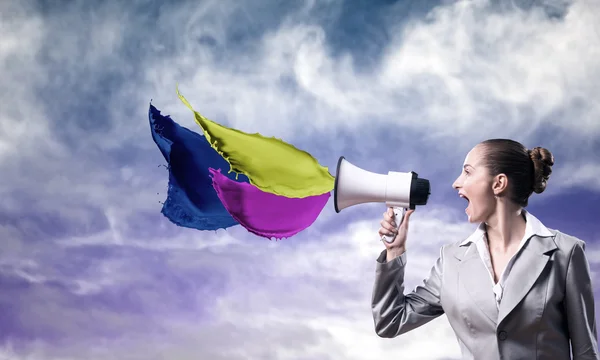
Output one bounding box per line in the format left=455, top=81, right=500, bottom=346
left=497, top=234, right=558, bottom=325
left=457, top=244, right=499, bottom=326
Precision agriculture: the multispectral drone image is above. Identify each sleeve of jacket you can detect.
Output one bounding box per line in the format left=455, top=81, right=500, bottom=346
left=371, top=247, right=445, bottom=338
left=565, top=240, right=599, bottom=360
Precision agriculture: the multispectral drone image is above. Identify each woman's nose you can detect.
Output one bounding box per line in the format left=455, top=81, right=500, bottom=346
left=452, top=177, right=461, bottom=189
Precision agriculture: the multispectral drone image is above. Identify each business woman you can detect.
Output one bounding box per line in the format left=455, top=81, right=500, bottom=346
left=373, top=139, right=599, bottom=360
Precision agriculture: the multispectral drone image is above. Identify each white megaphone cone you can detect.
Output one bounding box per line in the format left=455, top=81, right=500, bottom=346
left=333, top=156, right=431, bottom=243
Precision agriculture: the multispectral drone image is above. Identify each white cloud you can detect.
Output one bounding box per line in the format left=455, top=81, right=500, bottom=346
left=1, top=201, right=599, bottom=360
left=1, top=0, right=599, bottom=224
left=0, top=206, right=479, bottom=360
left=0, top=1, right=599, bottom=359
left=154, top=0, right=600, bottom=146
left=0, top=4, right=54, bottom=163
left=549, top=162, right=600, bottom=192
left=135, top=0, right=600, bottom=201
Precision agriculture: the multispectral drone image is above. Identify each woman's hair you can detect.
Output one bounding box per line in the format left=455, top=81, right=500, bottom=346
left=478, top=139, right=554, bottom=207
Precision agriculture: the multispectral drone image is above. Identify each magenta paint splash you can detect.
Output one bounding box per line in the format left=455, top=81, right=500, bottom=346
left=209, top=168, right=330, bottom=239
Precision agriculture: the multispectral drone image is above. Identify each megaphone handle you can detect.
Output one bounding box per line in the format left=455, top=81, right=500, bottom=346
left=381, top=207, right=406, bottom=243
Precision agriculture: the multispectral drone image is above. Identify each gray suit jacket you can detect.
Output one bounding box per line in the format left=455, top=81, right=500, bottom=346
left=371, top=229, right=599, bottom=359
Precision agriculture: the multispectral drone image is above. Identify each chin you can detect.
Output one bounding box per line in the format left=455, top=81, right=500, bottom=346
left=465, top=212, right=482, bottom=224
left=466, top=216, right=479, bottom=223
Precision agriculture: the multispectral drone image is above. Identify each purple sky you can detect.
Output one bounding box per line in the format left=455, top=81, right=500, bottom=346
left=1, top=0, right=599, bottom=359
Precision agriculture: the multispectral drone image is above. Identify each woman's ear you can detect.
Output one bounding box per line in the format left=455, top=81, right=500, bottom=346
left=492, top=173, right=509, bottom=196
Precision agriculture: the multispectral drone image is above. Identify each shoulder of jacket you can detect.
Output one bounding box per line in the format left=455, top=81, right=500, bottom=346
left=547, top=228, right=586, bottom=252
left=439, top=238, right=467, bottom=258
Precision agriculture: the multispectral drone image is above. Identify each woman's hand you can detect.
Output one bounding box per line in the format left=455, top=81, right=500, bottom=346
left=378, top=207, right=415, bottom=261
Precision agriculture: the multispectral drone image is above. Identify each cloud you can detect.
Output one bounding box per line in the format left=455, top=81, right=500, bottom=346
left=550, top=162, right=600, bottom=192
left=0, top=0, right=599, bottom=359
left=2, top=0, right=599, bottom=232
left=140, top=0, right=600, bottom=197
left=0, top=206, right=476, bottom=360
left=5, top=205, right=598, bottom=360
left=156, top=0, right=600, bottom=143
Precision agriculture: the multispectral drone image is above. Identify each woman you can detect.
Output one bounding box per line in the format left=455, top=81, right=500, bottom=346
left=372, top=139, right=598, bottom=360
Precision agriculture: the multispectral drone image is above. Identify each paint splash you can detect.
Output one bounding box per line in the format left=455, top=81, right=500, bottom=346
left=149, top=104, right=249, bottom=230
left=177, top=88, right=335, bottom=198
left=209, top=168, right=330, bottom=239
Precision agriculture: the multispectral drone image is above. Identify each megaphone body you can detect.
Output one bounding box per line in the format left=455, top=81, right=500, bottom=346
left=333, top=156, right=431, bottom=243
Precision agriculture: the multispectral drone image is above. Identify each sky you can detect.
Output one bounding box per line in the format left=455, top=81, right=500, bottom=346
left=1, top=0, right=599, bottom=359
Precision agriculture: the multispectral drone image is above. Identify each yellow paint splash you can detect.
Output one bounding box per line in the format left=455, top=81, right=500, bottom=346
left=177, top=88, right=334, bottom=198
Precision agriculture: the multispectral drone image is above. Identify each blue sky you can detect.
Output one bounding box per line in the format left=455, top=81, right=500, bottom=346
left=1, top=0, right=599, bottom=359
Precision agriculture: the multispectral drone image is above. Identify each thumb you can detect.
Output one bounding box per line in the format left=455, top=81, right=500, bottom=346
left=401, top=209, right=415, bottom=227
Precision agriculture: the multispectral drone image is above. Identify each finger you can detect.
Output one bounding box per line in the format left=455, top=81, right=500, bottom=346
left=381, top=222, right=397, bottom=233
left=383, top=209, right=392, bottom=218
left=378, top=227, right=395, bottom=237
left=384, top=210, right=397, bottom=222
left=383, top=216, right=394, bottom=226
left=380, top=220, right=397, bottom=232
left=383, top=215, right=396, bottom=227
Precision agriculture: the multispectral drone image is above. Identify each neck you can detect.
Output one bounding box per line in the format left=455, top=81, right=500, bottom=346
left=484, top=203, right=526, bottom=253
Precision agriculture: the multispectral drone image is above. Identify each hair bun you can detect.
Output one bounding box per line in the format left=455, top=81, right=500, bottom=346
left=529, top=147, right=554, bottom=194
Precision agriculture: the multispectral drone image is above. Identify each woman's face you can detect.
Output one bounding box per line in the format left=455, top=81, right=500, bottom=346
left=452, top=145, right=497, bottom=223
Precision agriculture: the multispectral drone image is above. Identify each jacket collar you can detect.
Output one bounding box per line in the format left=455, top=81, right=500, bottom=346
left=459, top=209, right=554, bottom=247
left=455, top=209, right=558, bottom=326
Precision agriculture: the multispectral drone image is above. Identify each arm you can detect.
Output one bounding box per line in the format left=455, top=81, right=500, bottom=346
left=371, top=247, right=445, bottom=338
left=565, top=240, right=599, bottom=359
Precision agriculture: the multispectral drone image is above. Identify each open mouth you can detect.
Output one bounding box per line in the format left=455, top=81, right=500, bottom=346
left=459, top=194, right=470, bottom=216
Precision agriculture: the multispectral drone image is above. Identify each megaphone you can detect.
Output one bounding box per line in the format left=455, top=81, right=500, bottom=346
left=333, top=156, right=431, bottom=243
